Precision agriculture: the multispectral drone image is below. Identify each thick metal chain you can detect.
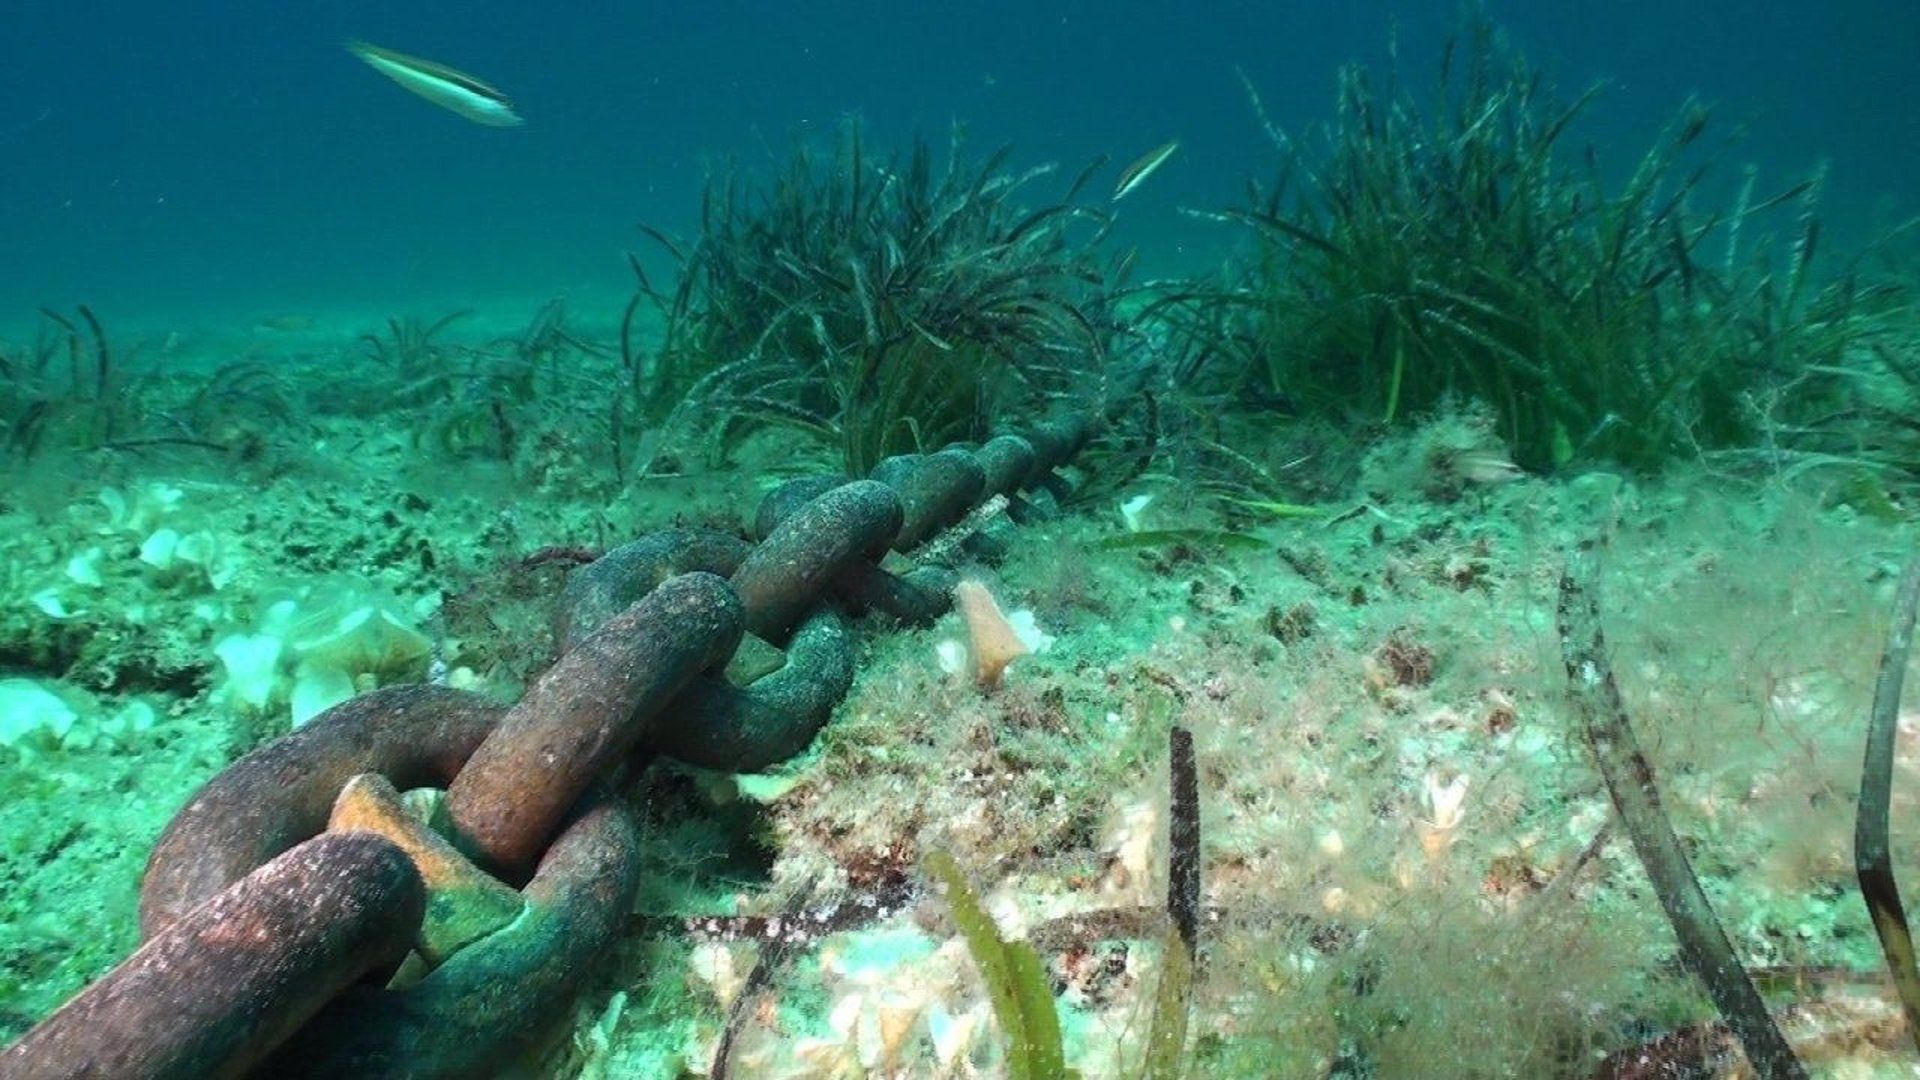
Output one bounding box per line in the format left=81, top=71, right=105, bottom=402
left=0, top=413, right=1096, bottom=1080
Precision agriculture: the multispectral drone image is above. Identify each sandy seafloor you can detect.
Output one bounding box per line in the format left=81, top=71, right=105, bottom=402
left=1, top=303, right=1916, bottom=1078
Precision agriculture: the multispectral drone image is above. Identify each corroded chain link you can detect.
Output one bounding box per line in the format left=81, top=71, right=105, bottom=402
left=0, top=412, right=1097, bottom=1080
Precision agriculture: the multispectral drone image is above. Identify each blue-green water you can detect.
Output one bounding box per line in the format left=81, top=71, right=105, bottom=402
left=7, top=5, right=1920, bottom=1075
left=4, top=1, right=1915, bottom=332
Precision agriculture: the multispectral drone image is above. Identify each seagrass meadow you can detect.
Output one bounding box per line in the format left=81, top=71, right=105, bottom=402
left=5, top=5, right=1920, bottom=1078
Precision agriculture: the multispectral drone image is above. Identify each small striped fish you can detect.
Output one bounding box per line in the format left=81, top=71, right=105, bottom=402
left=347, top=41, right=523, bottom=127
left=1113, top=139, right=1179, bottom=201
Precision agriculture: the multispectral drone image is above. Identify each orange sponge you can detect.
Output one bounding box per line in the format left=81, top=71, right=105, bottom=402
left=954, top=580, right=1030, bottom=690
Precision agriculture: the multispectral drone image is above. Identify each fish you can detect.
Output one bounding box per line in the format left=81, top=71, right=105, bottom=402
left=346, top=41, right=523, bottom=127
left=1113, top=139, right=1179, bottom=201
left=1451, top=447, right=1525, bottom=486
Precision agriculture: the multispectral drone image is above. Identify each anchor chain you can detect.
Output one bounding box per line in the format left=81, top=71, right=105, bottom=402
left=0, top=412, right=1098, bottom=1079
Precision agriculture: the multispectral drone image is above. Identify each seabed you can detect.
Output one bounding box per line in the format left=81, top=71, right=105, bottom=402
left=4, top=27, right=1920, bottom=1080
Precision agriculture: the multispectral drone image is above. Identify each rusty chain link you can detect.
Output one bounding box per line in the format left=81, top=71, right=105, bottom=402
left=0, top=411, right=1097, bottom=1079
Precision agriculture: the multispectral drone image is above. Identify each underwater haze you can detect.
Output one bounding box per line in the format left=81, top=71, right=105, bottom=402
left=9, top=1, right=1920, bottom=1078
left=4, top=1, right=1916, bottom=330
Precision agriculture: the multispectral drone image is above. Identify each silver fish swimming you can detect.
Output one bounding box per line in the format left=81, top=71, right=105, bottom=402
left=346, top=41, right=523, bottom=127
left=1113, top=139, right=1179, bottom=201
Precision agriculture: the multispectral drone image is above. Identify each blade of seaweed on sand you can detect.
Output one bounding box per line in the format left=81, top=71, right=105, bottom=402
left=75, top=305, right=110, bottom=399
left=1855, top=554, right=1920, bottom=1053
left=37, top=308, right=83, bottom=395
left=1167, top=726, right=1201, bottom=957
left=1559, top=541, right=1806, bottom=1079
left=620, top=254, right=650, bottom=380
left=1062, top=154, right=1110, bottom=205
left=710, top=879, right=821, bottom=1080
left=1220, top=208, right=1343, bottom=258
left=636, top=223, right=689, bottom=267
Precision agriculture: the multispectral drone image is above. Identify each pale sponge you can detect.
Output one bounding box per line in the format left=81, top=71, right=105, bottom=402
left=213, top=577, right=434, bottom=725
left=0, top=680, right=152, bottom=756
left=0, top=679, right=79, bottom=753
left=953, top=580, right=1031, bottom=689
